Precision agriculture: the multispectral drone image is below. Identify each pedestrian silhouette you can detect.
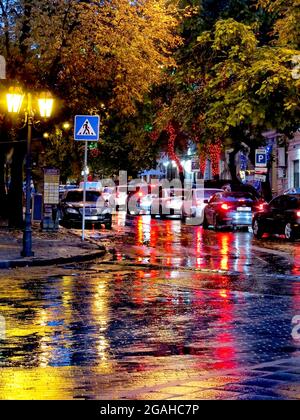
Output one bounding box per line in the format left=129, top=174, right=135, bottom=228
left=83, top=121, right=90, bottom=135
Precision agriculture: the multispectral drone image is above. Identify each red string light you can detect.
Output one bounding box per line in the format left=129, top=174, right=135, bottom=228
left=90, top=148, right=100, bottom=159
left=200, top=154, right=206, bottom=177
left=167, top=122, right=183, bottom=173
left=210, top=140, right=221, bottom=177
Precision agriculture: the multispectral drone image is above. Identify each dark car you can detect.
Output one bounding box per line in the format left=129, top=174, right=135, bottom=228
left=252, top=194, right=300, bottom=241
left=59, top=189, right=112, bottom=229
left=59, top=184, right=78, bottom=200
left=203, top=191, right=263, bottom=230
left=204, top=180, right=261, bottom=200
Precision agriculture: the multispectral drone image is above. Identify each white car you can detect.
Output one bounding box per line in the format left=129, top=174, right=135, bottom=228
left=151, top=188, right=194, bottom=219
left=190, top=188, right=224, bottom=224
left=150, top=187, right=223, bottom=221
left=79, top=181, right=103, bottom=191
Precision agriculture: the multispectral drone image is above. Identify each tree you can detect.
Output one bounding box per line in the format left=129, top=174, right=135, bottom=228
left=2, top=0, right=180, bottom=114
left=259, top=0, right=300, bottom=48
left=150, top=0, right=273, bottom=179
left=154, top=2, right=300, bottom=196
left=0, top=0, right=181, bottom=225
left=42, top=127, right=82, bottom=183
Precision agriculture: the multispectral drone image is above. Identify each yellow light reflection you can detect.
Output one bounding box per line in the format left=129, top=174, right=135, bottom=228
left=220, top=234, right=229, bottom=271
left=92, top=281, right=111, bottom=369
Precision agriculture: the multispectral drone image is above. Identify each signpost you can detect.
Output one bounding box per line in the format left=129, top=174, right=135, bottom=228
left=255, top=148, right=268, bottom=182
left=191, top=157, right=200, bottom=173
left=44, top=168, right=60, bottom=205
left=255, top=149, right=267, bottom=168
left=0, top=55, right=6, bottom=79
left=43, top=168, right=60, bottom=231
left=74, top=115, right=100, bottom=241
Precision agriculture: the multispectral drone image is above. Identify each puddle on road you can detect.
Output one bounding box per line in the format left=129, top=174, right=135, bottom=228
left=0, top=215, right=300, bottom=399
left=0, top=267, right=299, bottom=371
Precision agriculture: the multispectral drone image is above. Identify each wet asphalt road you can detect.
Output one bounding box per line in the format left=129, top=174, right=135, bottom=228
left=0, top=214, right=299, bottom=400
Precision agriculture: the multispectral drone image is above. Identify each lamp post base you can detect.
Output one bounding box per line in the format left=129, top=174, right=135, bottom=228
left=21, top=251, right=34, bottom=258
left=21, top=229, right=34, bottom=258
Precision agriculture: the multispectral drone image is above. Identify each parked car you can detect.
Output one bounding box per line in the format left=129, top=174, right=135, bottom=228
left=190, top=188, right=224, bottom=224
left=150, top=187, right=223, bottom=221
left=59, top=184, right=78, bottom=200
left=203, top=191, right=264, bottom=230
left=114, top=185, right=128, bottom=211
left=150, top=187, right=194, bottom=220
left=204, top=180, right=261, bottom=200
left=79, top=181, right=102, bottom=191
left=252, top=194, right=300, bottom=241
left=127, top=185, right=153, bottom=216
left=59, top=189, right=112, bottom=229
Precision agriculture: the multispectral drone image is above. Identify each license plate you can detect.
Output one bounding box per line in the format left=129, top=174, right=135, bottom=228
left=85, top=216, right=99, bottom=221
left=237, top=207, right=251, bottom=212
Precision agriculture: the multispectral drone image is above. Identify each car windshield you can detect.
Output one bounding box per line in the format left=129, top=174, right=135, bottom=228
left=66, top=191, right=101, bottom=202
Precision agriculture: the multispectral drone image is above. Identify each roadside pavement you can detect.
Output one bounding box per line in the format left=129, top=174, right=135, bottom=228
left=0, top=224, right=107, bottom=269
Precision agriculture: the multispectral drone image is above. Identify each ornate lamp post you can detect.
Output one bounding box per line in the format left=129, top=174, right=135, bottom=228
left=6, top=87, right=54, bottom=257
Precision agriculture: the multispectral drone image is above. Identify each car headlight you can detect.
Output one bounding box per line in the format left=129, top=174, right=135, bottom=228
left=102, top=208, right=112, bottom=215
left=66, top=208, right=78, bottom=214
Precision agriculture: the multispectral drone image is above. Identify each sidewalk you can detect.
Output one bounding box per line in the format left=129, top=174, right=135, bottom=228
left=253, top=237, right=300, bottom=259
left=0, top=225, right=107, bottom=269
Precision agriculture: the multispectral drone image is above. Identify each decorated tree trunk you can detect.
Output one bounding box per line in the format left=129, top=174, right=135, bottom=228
left=210, top=141, right=221, bottom=180
left=167, top=122, right=184, bottom=184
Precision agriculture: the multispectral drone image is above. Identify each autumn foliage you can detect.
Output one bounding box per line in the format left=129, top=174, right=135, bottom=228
left=1, top=0, right=181, bottom=115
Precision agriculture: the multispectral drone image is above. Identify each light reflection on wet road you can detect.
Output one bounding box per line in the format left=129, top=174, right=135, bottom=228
left=0, top=214, right=299, bottom=400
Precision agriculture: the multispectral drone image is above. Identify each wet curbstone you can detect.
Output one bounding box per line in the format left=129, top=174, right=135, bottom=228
left=0, top=249, right=107, bottom=270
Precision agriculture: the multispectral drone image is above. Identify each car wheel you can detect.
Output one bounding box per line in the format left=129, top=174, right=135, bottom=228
left=62, top=220, right=71, bottom=229
left=253, top=219, right=264, bottom=239
left=159, top=205, right=166, bottom=220
left=203, top=215, right=209, bottom=229
left=150, top=210, right=157, bottom=219
left=213, top=216, right=220, bottom=231
left=284, top=223, right=295, bottom=241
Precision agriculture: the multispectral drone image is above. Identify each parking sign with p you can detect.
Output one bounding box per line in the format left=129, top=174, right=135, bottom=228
left=255, top=149, right=267, bottom=168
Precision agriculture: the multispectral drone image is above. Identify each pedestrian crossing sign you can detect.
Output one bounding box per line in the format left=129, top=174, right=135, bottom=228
left=74, top=115, right=100, bottom=141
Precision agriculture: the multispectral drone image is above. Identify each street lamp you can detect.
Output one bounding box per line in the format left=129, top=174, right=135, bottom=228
left=6, top=87, right=54, bottom=257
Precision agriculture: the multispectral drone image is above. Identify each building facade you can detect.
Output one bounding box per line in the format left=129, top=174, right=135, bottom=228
left=288, top=131, right=300, bottom=191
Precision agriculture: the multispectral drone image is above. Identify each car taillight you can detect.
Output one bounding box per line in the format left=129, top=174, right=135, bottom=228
left=220, top=203, right=229, bottom=211
left=138, top=192, right=144, bottom=198
left=296, top=211, right=300, bottom=218
left=257, top=204, right=265, bottom=211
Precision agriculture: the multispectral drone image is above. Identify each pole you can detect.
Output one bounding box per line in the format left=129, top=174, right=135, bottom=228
left=82, top=141, right=88, bottom=241
left=21, top=94, right=34, bottom=257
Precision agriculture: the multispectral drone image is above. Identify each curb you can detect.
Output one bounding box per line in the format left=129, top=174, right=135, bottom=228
left=0, top=248, right=107, bottom=269
left=251, top=244, right=292, bottom=259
